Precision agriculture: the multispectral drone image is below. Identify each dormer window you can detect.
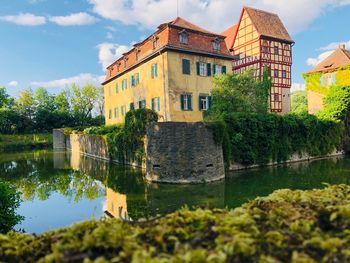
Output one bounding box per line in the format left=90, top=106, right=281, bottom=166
left=152, top=35, right=158, bottom=49
left=109, top=68, right=113, bottom=77
left=179, top=30, right=188, bottom=44
left=117, top=63, right=121, bottom=72
left=135, top=48, right=140, bottom=61
left=124, top=57, right=128, bottom=68
left=212, top=38, right=221, bottom=51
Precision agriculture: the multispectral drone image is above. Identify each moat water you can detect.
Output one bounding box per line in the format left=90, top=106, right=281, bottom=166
left=1, top=150, right=350, bottom=233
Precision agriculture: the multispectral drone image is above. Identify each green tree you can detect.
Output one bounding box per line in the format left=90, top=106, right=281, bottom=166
left=291, top=91, right=308, bottom=114
left=16, top=89, right=35, bottom=120
left=0, top=180, right=24, bottom=234
left=55, top=90, right=70, bottom=113
left=205, top=70, right=271, bottom=119
left=0, top=87, right=14, bottom=108
left=35, top=87, right=56, bottom=111
left=70, top=84, right=101, bottom=124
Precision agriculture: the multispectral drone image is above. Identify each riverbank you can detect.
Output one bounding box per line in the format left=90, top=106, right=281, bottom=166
left=0, top=134, right=53, bottom=152
left=1, top=184, right=349, bottom=262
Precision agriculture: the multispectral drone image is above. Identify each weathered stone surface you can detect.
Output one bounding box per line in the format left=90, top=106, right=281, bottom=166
left=53, top=129, right=66, bottom=149
left=145, top=122, right=225, bottom=184
left=69, top=134, right=109, bottom=161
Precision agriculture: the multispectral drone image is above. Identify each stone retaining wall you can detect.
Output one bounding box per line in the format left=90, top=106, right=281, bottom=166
left=145, top=122, right=225, bottom=184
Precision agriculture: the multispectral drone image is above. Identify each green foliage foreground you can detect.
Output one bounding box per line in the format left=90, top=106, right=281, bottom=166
left=1, top=185, right=350, bottom=262
left=0, top=180, right=23, bottom=234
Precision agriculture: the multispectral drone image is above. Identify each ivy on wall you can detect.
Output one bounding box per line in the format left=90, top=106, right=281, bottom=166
left=303, top=72, right=329, bottom=95
left=335, top=66, right=350, bottom=86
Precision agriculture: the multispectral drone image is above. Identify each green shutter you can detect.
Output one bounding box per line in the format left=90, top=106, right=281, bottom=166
left=213, top=64, right=216, bottom=75
left=222, top=65, right=227, bottom=74
left=151, top=98, right=155, bottom=111
left=208, top=96, right=213, bottom=109
left=157, top=97, right=160, bottom=112
left=130, top=102, right=134, bottom=110
left=116, top=83, right=119, bottom=93
left=182, top=59, right=190, bottom=75
left=180, top=95, right=185, bottom=110
left=188, top=95, right=192, bottom=110
left=207, top=63, right=211, bottom=76
left=196, top=62, right=200, bottom=75
left=151, top=65, right=154, bottom=78
left=155, top=64, right=158, bottom=77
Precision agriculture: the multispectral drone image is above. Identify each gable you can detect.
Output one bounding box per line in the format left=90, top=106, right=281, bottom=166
left=233, top=9, right=259, bottom=49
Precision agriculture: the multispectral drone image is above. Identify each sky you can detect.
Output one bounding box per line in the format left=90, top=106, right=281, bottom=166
left=0, top=0, right=350, bottom=96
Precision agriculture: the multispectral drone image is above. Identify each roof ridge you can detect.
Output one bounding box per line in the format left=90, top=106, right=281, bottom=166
left=244, top=6, right=279, bottom=17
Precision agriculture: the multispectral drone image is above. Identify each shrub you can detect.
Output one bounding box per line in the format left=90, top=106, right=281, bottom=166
left=1, top=185, right=350, bottom=262
left=0, top=180, right=23, bottom=234
left=210, top=113, right=343, bottom=166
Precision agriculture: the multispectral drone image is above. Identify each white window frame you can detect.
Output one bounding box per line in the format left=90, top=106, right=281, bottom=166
left=199, top=62, right=207, bottom=76
left=180, top=32, right=188, bottom=44
left=214, top=64, right=222, bottom=76
left=200, top=96, right=209, bottom=111
left=121, top=105, right=126, bottom=116
left=183, top=95, right=190, bottom=111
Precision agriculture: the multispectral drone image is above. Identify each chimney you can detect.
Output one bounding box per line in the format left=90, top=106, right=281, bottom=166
left=339, top=44, right=346, bottom=50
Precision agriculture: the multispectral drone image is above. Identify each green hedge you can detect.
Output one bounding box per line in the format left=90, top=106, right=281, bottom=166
left=1, top=185, right=350, bottom=262
left=216, top=113, right=343, bottom=166
left=0, top=134, right=53, bottom=152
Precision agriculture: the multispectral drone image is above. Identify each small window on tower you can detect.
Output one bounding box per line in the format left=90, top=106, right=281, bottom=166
left=262, top=46, right=268, bottom=54
left=274, top=70, right=279, bottom=78
left=282, top=70, right=287, bottom=78
left=274, top=46, right=279, bottom=55
left=274, top=93, right=280, bottom=102
left=152, top=35, right=158, bottom=49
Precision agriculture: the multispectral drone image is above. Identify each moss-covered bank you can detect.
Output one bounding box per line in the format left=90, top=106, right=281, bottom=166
left=1, top=185, right=350, bottom=262
left=0, top=134, right=53, bottom=152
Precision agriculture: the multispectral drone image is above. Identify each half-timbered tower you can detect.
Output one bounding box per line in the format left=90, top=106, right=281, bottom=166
left=222, top=7, right=294, bottom=113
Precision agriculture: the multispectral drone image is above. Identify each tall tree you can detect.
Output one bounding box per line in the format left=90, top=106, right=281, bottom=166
left=0, top=87, right=14, bottom=108
left=291, top=91, right=308, bottom=114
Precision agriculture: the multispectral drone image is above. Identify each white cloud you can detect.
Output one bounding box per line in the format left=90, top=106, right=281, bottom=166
left=49, top=12, right=98, bottom=26
left=319, top=40, right=350, bottom=51
left=0, top=13, right=46, bottom=26
left=31, top=73, right=105, bottom=88
left=7, top=81, right=18, bottom=87
left=88, top=0, right=350, bottom=34
left=97, top=43, right=130, bottom=71
left=291, top=83, right=306, bottom=92
left=306, top=50, right=333, bottom=67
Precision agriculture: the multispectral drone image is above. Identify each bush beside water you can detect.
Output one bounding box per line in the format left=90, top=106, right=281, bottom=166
left=1, top=185, right=350, bottom=262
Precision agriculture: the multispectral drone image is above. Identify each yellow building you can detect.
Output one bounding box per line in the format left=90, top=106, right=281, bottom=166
left=102, top=17, right=233, bottom=125
left=304, top=44, right=350, bottom=114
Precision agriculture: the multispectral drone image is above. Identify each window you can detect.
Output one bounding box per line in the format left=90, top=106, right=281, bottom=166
left=135, top=73, right=140, bottom=85
left=121, top=105, right=126, bottom=116
left=115, top=83, right=119, bottom=93
left=282, top=70, right=287, bottom=78
left=122, top=79, right=128, bottom=90
left=213, top=64, right=222, bottom=76
left=151, top=64, right=158, bottom=78
left=212, top=39, right=220, bottom=51
left=179, top=31, right=188, bottom=44
left=135, top=49, right=140, bottom=61
left=130, top=75, right=135, bottom=87
left=320, top=75, right=325, bottom=87
left=274, top=70, right=279, bottom=78
left=199, top=95, right=211, bottom=111
left=109, top=69, right=113, bottom=77
left=130, top=102, right=135, bottom=111
left=180, top=94, right=192, bottom=111
left=182, top=59, right=191, bottom=75
left=197, top=62, right=211, bottom=76
left=138, top=99, right=146, bottom=109
left=124, top=58, right=128, bottom=68
left=274, top=46, right=279, bottom=55
left=332, top=72, right=336, bottom=85
left=262, top=46, right=268, bottom=54
left=152, top=97, right=160, bottom=112
left=114, top=107, right=119, bottom=118
left=274, top=93, right=280, bottom=102
left=108, top=109, right=112, bottom=119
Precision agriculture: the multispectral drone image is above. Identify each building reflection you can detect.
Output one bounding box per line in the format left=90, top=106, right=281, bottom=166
left=105, top=188, right=131, bottom=221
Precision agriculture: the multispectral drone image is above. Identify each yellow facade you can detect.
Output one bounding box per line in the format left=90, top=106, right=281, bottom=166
left=104, top=51, right=232, bottom=125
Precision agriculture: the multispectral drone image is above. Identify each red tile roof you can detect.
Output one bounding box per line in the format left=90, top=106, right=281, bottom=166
left=307, top=46, right=350, bottom=74
left=221, top=23, right=238, bottom=51
left=166, top=17, right=218, bottom=35
left=244, top=7, right=293, bottom=43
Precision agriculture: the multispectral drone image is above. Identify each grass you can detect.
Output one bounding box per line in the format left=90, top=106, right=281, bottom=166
left=0, top=184, right=350, bottom=262
left=0, top=134, right=53, bottom=152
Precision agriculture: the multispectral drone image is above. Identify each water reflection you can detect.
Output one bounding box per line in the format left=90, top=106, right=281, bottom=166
left=0, top=150, right=349, bottom=233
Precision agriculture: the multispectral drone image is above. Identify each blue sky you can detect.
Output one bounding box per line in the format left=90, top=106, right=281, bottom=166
left=0, top=0, right=349, bottom=96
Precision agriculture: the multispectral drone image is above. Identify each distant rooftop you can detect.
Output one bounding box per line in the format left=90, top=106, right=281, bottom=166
left=307, top=44, right=350, bottom=74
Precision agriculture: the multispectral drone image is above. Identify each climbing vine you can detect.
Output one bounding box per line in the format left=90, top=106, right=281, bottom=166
left=303, top=72, right=329, bottom=95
